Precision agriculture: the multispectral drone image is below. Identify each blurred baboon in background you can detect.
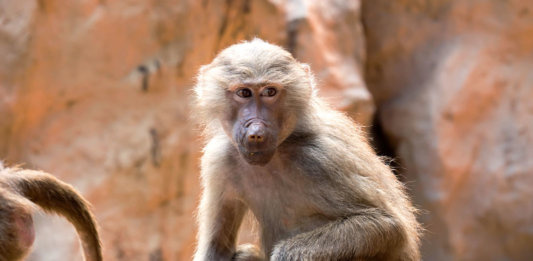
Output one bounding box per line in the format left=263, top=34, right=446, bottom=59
left=193, top=39, right=421, bottom=261
left=0, top=162, right=102, bottom=261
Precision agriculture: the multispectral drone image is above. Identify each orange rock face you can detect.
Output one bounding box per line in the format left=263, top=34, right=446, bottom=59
left=364, top=0, right=533, bottom=260
left=2, top=0, right=532, bottom=260
left=0, top=0, right=370, bottom=260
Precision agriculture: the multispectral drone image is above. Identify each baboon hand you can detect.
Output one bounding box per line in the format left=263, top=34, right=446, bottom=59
left=233, top=244, right=265, bottom=261
left=270, top=243, right=305, bottom=261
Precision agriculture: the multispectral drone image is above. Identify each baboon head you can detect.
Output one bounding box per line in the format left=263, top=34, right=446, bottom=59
left=195, top=39, right=315, bottom=165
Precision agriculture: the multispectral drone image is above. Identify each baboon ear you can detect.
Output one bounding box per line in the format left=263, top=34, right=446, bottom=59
left=301, top=63, right=312, bottom=74
left=300, top=63, right=316, bottom=90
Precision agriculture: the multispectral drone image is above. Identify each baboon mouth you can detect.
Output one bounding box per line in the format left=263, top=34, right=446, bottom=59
left=239, top=148, right=276, bottom=166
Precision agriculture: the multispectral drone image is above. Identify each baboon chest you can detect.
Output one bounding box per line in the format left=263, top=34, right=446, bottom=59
left=234, top=163, right=331, bottom=243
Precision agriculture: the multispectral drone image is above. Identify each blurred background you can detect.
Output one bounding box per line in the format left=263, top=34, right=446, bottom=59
left=0, top=0, right=532, bottom=260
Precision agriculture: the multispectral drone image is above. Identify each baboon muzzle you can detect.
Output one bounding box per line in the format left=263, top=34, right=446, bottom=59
left=246, top=122, right=266, bottom=144
left=239, top=120, right=277, bottom=166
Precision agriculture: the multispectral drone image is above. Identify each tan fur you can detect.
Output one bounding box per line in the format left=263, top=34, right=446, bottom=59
left=193, top=39, right=421, bottom=261
left=0, top=163, right=102, bottom=261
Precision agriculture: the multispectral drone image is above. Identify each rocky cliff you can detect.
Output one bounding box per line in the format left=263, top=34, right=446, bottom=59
left=364, top=1, right=533, bottom=260
left=0, top=0, right=531, bottom=260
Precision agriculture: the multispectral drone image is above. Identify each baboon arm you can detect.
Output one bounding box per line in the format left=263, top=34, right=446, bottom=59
left=194, top=186, right=247, bottom=261
left=271, top=208, right=404, bottom=261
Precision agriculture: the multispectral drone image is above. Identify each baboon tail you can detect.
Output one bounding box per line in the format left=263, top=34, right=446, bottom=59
left=12, top=170, right=102, bottom=261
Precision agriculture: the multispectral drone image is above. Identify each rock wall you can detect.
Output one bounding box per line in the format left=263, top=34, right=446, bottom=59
left=363, top=0, right=533, bottom=260
left=0, top=0, right=370, bottom=260
left=1, top=0, right=532, bottom=260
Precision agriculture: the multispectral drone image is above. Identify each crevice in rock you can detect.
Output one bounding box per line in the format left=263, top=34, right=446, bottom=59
left=368, top=111, right=405, bottom=181
left=286, top=18, right=303, bottom=55
left=218, top=0, right=232, bottom=38
left=150, top=128, right=161, bottom=168
left=149, top=248, right=163, bottom=261
left=137, top=65, right=150, bottom=92
left=176, top=152, right=188, bottom=199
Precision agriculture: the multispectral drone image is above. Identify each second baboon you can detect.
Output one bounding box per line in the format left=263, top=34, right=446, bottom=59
left=193, top=39, right=421, bottom=261
left=0, top=163, right=102, bottom=261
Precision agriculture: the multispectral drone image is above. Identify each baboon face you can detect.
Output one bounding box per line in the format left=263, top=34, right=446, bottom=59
left=196, top=39, right=314, bottom=166
left=226, top=82, right=285, bottom=166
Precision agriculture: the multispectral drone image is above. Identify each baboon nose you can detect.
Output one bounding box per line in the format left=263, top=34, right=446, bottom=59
left=248, top=134, right=264, bottom=143
left=247, top=123, right=265, bottom=144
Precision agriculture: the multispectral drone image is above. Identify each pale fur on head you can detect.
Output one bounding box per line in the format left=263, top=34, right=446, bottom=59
left=194, top=38, right=317, bottom=138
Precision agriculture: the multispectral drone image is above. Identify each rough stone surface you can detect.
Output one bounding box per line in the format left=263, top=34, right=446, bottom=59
left=286, top=0, right=374, bottom=126
left=363, top=0, right=533, bottom=260
left=4, top=0, right=531, bottom=260
left=0, top=0, right=370, bottom=260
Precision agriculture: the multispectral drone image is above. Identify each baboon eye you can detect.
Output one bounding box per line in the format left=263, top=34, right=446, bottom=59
left=262, top=87, right=277, bottom=97
left=236, top=88, right=252, bottom=98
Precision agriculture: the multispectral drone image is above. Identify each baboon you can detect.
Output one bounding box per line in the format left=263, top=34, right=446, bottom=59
left=0, top=163, right=102, bottom=261
left=193, top=39, right=421, bottom=261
